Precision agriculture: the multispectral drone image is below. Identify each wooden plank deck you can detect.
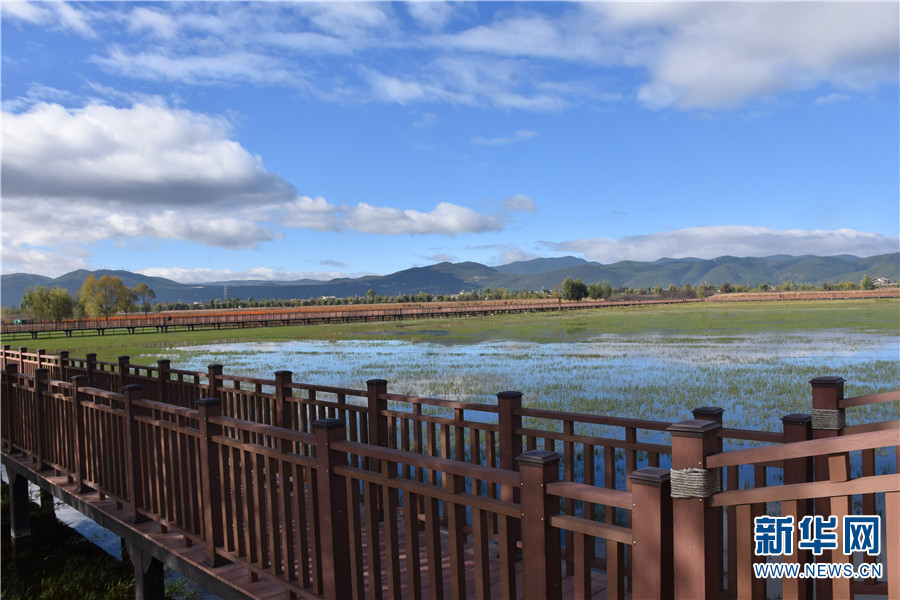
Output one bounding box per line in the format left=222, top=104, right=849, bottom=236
left=4, top=453, right=617, bottom=600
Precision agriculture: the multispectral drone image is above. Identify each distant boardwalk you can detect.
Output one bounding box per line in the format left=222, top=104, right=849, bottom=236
left=2, top=289, right=897, bottom=341
left=2, top=347, right=898, bottom=599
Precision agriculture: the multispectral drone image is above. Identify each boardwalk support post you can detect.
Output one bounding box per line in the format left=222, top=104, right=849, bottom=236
left=197, top=398, right=228, bottom=567
left=668, top=419, right=722, bottom=600
left=8, top=471, right=32, bottom=542
left=126, top=541, right=165, bottom=600
left=313, top=418, right=352, bottom=600
left=629, top=466, right=673, bottom=600
left=517, top=449, right=562, bottom=600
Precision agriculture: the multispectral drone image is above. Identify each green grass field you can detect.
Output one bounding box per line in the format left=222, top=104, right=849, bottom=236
left=6, top=298, right=898, bottom=364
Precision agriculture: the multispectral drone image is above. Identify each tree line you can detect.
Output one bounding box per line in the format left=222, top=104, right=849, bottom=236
left=7, top=273, right=883, bottom=322
left=16, top=275, right=156, bottom=322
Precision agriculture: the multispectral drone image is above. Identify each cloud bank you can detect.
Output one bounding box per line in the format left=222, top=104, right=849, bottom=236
left=0, top=101, right=534, bottom=273
left=5, top=2, right=894, bottom=111
left=551, top=227, right=900, bottom=264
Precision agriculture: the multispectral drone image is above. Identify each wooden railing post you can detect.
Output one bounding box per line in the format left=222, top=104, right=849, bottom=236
left=517, top=449, right=562, bottom=600
left=34, top=368, right=49, bottom=470
left=629, top=466, right=673, bottom=600
left=274, top=370, right=294, bottom=431
left=118, top=355, right=131, bottom=390
left=122, top=384, right=147, bottom=523
left=498, top=390, right=523, bottom=544
left=58, top=350, right=70, bottom=381
left=313, top=418, right=351, bottom=600
left=197, top=398, right=227, bottom=567
left=207, top=364, right=223, bottom=401
left=85, top=353, right=97, bottom=386
left=366, top=378, right=388, bottom=449
left=156, top=359, right=170, bottom=404
left=70, top=375, right=90, bottom=493
left=668, top=419, right=722, bottom=600
left=18, top=346, right=28, bottom=373
left=3, top=362, right=18, bottom=452
left=781, top=413, right=812, bottom=600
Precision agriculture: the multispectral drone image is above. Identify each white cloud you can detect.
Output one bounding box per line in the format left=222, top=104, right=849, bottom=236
left=501, top=194, right=537, bottom=213
left=600, top=3, right=900, bottom=109
left=0, top=99, right=532, bottom=274
left=3, top=2, right=96, bottom=37
left=471, top=130, right=537, bottom=146
left=343, top=202, right=503, bottom=236
left=2, top=102, right=295, bottom=208
left=551, top=226, right=900, bottom=264
left=137, top=267, right=340, bottom=284
left=405, top=2, right=460, bottom=31
left=93, top=46, right=301, bottom=86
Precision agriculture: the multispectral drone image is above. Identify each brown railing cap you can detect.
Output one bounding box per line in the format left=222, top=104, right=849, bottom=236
left=667, top=419, right=721, bottom=437
left=516, top=449, right=560, bottom=466
left=629, top=466, right=671, bottom=486
left=313, top=418, right=345, bottom=430
left=781, top=413, right=812, bottom=425
left=809, top=376, right=845, bottom=386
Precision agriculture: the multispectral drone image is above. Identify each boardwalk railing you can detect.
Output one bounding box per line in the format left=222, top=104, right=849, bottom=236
left=2, top=347, right=898, bottom=599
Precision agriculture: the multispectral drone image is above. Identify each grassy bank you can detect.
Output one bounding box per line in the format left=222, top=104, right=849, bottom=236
left=6, top=298, right=898, bottom=364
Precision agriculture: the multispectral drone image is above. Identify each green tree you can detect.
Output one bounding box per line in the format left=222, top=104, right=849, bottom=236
left=133, top=283, right=157, bottom=314
left=561, top=277, right=588, bottom=301
left=587, top=281, right=613, bottom=300
left=79, top=274, right=131, bottom=322
left=860, top=274, right=875, bottom=290
left=20, top=285, right=74, bottom=321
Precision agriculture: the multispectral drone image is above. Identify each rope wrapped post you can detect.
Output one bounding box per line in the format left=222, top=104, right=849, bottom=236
left=629, top=467, right=673, bottom=600
left=668, top=419, right=722, bottom=600
left=810, top=377, right=845, bottom=514
left=781, top=414, right=812, bottom=600
left=810, top=376, right=846, bottom=600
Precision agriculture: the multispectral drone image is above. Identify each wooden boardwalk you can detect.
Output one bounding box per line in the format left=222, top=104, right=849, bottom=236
left=3, top=348, right=898, bottom=600
left=4, top=452, right=614, bottom=600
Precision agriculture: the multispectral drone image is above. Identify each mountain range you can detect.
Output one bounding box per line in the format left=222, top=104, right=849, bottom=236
left=2, top=253, right=897, bottom=308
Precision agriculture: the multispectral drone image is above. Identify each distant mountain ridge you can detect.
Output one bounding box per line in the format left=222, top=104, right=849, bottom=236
left=2, top=253, right=897, bottom=308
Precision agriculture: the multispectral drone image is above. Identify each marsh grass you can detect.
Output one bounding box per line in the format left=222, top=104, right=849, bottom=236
left=8, top=299, right=898, bottom=362
left=9, top=299, right=898, bottom=434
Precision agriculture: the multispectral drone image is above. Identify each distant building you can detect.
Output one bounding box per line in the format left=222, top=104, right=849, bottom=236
left=872, top=277, right=893, bottom=287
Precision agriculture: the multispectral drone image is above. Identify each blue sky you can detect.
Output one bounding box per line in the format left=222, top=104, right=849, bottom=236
left=2, top=1, right=898, bottom=283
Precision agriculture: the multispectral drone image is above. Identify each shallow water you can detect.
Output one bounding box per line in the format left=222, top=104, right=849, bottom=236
left=158, top=330, right=899, bottom=433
